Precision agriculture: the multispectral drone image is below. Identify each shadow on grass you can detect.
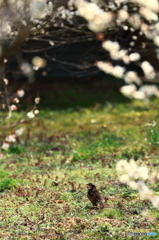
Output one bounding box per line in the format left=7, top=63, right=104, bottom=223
left=26, top=76, right=131, bottom=110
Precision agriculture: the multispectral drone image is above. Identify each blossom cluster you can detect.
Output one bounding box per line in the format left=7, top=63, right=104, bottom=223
left=116, top=159, right=159, bottom=209
left=120, top=84, right=159, bottom=100
left=1, top=78, right=25, bottom=114
left=0, top=0, right=76, bottom=38
left=1, top=78, right=40, bottom=118
left=97, top=61, right=125, bottom=79
left=75, top=0, right=114, bottom=32
left=2, top=128, right=24, bottom=150
left=0, top=76, right=40, bottom=150
left=76, top=0, right=159, bottom=101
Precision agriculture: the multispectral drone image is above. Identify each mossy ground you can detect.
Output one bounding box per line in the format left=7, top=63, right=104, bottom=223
left=0, top=94, right=159, bottom=239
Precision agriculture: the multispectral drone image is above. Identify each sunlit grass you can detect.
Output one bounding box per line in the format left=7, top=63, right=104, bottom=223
left=0, top=99, right=159, bottom=239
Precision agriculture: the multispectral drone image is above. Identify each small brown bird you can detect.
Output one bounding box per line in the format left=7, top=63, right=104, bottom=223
left=86, top=183, right=105, bottom=209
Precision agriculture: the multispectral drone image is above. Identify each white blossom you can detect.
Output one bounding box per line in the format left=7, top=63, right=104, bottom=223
left=129, top=159, right=138, bottom=174
left=120, top=84, right=137, bottom=98
left=35, top=97, right=40, bottom=104
left=10, top=105, right=18, bottom=111
left=118, top=9, right=129, bottom=21
left=15, top=128, right=24, bottom=136
left=129, top=41, right=135, bottom=47
left=97, top=61, right=125, bottom=78
left=128, top=180, right=139, bottom=190
left=151, top=197, right=159, bottom=208
left=13, top=98, right=19, bottom=103
left=116, top=159, right=159, bottom=208
left=138, top=181, right=154, bottom=199
left=2, top=142, right=10, bottom=150
left=123, top=55, right=130, bottom=64
left=123, top=25, right=128, bottom=30
left=27, top=111, right=35, bottom=118
left=102, top=40, right=120, bottom=52
left=17, top=90, right=25, bottom=98
left=76, top=0, right=113, bottom=32
left=137, top=166, right=149, bottom=180
left=34, top=109, right=39, bottom=115
left=113, top=65, right=125, bottom=78
left=133, top=0, right=159, bottom=13
left=132, top=35, right=137, bottom=40
left=141, top=61, right=156, bottom=78
left=140, top=7, right=158, bottom=21
left=119, top=174, right=129, bottom=183
left=132, top=91, right=145, bottom=100
left=77, top=2, right=101, bottom=21
left=110, top=51, right=120, bottom=60
left=3, top=78, right=9, bottom=85
left=118, top=49, right=127, bottom=58
left=116, top=159, right=129, bottom=172
left=129, top=53, right=140, bottom=61
left=97, top=61, right=114, bottom=74
left=124, top=71, right=141, bottom=85
left=32, top=56, right=47, bottom=68
left=49, top=41, right=54, bottom=46
left=139, top=85, right=159, bottom=97
left=5, top=134, right=16, bottom=142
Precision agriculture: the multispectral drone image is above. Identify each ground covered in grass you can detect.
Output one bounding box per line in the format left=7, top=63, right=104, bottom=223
left=0, top=99, right=159, bottom=239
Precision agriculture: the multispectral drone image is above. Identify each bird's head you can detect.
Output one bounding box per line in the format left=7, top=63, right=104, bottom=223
left=86, top=183, right=96, bottom=189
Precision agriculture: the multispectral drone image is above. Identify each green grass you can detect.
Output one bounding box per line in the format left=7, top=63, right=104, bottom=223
left=0, top=98, right=159, bottom=239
